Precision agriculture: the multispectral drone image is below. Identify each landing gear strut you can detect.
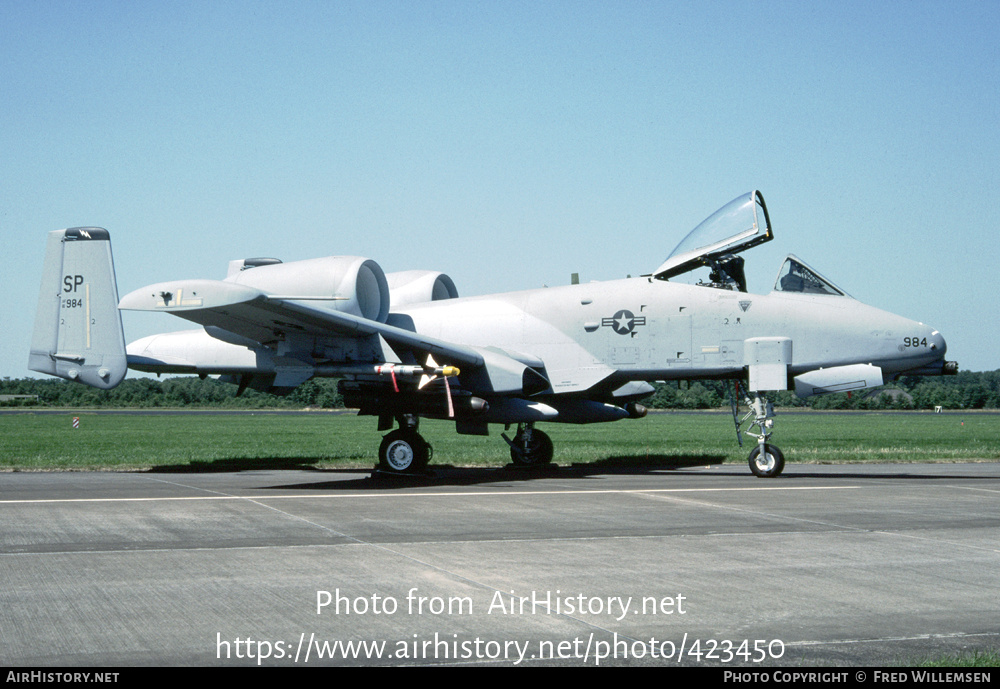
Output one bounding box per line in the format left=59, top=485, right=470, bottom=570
left=378, top=415, right=431, bottom=473
left=503, top=422, right=554, bottom=467
left=730, top=386, right=785, bottom=478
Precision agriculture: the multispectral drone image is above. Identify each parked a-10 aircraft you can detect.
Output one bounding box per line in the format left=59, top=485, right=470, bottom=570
left=30, top=191, right=956, bottom=477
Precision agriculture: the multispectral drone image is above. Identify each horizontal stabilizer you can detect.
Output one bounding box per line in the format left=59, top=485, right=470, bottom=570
left=119, top=280, right=264, bottom=312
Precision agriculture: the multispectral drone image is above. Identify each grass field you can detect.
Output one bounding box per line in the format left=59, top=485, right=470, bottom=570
left=2, top=409, right=998, bottom=472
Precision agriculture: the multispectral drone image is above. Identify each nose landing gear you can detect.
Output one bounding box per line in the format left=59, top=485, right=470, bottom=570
left=730, top=384, right=785, bottom=478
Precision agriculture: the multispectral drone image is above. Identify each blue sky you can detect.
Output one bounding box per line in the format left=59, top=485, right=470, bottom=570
left=3, top=0, right=998, bottom=377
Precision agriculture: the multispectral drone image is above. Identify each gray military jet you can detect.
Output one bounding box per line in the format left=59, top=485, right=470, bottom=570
left=29, top=192, right=956, bottom=477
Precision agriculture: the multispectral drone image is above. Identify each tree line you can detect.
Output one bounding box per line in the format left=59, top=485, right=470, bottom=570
left=3, top=370, right=998, bottom=410
left=644, top=370, right=1000, bottom=410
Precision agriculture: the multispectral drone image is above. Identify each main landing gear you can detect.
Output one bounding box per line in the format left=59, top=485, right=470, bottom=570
left=731, top=386, right=785, bottom=478
left=502, top=422, right=554, bottom=467
left=378, top=415, right=432, bottom=474
left=377, top=418, right=556, bottom=475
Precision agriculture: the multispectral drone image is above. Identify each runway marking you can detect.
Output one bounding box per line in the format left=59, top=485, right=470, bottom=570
left=953, top=485, right=1000, bottom=495
left=0, top=485, right=858, bottom=505
left=635, top=486, right=1000, bottom=555
left=136, top=478, right=633, bottom=645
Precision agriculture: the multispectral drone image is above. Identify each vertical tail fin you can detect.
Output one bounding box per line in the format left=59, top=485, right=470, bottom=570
left=28, top=228, right=127, bottom=389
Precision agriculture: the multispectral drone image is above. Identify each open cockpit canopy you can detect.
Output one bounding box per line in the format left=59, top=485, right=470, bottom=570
left=653, top=190, right=772, bottom=287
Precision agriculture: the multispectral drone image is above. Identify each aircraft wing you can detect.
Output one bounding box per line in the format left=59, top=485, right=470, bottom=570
left=119, top=279, right=486, bottom=368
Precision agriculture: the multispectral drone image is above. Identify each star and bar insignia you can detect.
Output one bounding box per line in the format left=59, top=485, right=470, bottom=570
left=602, top=309, right=646, bottom=335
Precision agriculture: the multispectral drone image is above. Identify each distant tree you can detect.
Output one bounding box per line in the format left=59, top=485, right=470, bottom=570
left=2, top=369, right=998, bottom=410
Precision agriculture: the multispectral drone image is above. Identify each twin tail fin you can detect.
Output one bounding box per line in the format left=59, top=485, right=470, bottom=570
left=28, top=228, right=127, bottom=389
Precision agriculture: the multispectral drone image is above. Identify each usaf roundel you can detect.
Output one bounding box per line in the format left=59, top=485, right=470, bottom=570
left=602, top=309, right=646, bottom=335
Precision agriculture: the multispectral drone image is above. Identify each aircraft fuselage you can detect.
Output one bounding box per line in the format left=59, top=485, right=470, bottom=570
left=397, top=277, right=946, bottom=398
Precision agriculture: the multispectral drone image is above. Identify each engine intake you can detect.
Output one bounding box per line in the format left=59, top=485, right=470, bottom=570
left=385, top=270, right=459, bottom=308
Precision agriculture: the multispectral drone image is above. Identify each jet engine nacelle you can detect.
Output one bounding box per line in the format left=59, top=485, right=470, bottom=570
left=385, top=270, right=459, bottom=308
left=227, top=256, right=390, bottom=323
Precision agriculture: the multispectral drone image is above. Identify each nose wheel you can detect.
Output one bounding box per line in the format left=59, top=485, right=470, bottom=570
left=748, top=443, right=785, bottom=478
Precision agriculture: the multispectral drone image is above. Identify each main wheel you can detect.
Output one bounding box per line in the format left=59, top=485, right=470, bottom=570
left=748, top=443, right=785, bottom=478
left=379, top=429, right=431, bottom=473
left=510, top=429, right=554, bottom=467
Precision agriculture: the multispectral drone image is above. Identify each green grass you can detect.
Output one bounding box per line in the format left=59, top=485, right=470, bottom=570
left=2, top=409, right=998, bottom=472
left=916, top=649, right=1000, bottom=667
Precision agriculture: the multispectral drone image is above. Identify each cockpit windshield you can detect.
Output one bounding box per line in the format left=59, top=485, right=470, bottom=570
left=653, top=191, right=772, bottom=285
left=773, top=256, right=850, bottom=297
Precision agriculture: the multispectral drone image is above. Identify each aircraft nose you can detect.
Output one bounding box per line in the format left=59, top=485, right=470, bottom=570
left=926, top=327, right=947, bottom=357
left=902, top=325, right=957, bottom=376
